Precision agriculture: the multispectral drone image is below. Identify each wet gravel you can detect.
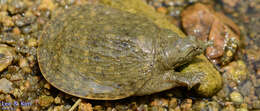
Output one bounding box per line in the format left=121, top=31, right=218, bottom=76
left=0, top=0, right=259, bottom=110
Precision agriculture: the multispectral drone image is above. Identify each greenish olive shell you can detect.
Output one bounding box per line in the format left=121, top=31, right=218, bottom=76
left=38, top=4, right=203, bottom=100
left=38, top=4, right=160, bottom=100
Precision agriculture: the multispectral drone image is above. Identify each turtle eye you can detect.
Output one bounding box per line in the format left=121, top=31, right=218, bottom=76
left=195, top=46, right=201, bottom=51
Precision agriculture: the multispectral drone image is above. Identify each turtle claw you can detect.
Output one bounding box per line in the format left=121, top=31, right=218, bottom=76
left=173, top=71, right=205, bottom=89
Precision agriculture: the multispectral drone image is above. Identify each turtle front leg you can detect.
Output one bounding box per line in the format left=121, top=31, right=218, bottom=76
left=134, top=70, right=204, bottom=96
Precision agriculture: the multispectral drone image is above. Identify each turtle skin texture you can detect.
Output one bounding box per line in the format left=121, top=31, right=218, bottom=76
left=37, top=4, right=206, bottom=100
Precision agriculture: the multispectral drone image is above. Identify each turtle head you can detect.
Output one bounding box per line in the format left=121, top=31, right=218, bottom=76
left=160, top=36, right=206, bottom=69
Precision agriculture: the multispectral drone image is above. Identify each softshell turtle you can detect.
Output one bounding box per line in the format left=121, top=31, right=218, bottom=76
left=37, top=4, right=206, bottom=100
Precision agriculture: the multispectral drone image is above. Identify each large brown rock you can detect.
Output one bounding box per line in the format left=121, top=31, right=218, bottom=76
left=181, top=3, right=240, bottom=65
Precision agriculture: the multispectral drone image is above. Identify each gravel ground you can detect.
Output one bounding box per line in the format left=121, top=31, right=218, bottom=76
left=0, top=0, right=259, bottom=110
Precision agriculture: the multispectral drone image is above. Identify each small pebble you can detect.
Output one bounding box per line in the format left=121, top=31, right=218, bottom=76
left=21, top=25, right=32, bottom=34
left=151, top=98, right=169, bottom=107
left=157, top=7, right=167, bottom=14
left=94, top=105, right=103, bottom=111
left=0, top=78, right=13, bottom=93
left=78, top=102, right=93, bottom=111
left=255, top=78, right=260, bottom=87
left=180, top=99, right=192, bottom=111
left=239, top=81, right=252, bottom=96
left=53, top=105, right=65, bottom=111
left=10, top=73, right=23, bottom=81
left=236, top=103, right=248, bottom=111
left=11, top=88, right=22, bottom=98
left=38, top=0, right=56, bottom=11
left=3, top=16, right=14, bottom=27
left=7, top=0, right=26, bottom=14
left=38, top=95, right=54, bottom=107
left=0, top=44, right=15, bottom=72
left=192, top=101, right=206, bottom=111
left=169, top=98, right=178, bottom=109
left=230, top=91, right=243, bottom=103
left=252, top=100, right=260, bottom=109
left=223, top=60, right=248, bottom=84
left=257, top=68, right=260, bottom=76
left=27, top=38, right=38, bottom=47
left=207, top=101, right=220, bottom=111
left=223, top=103, right=236, bottom=111
left=137, top=104, right=148, bottom=111
left=44, top=83, right=51, bottom=89
left=12, top=27, right=21, bottom=35
left=54, top=96, right=62, bottom=104
left=18, top=57, right=32, bottom=73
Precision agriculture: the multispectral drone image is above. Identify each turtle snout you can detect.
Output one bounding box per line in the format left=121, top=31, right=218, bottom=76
left=194, top=44, right=204, bottom=53
left=184, top=41, right=205, bottom=58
